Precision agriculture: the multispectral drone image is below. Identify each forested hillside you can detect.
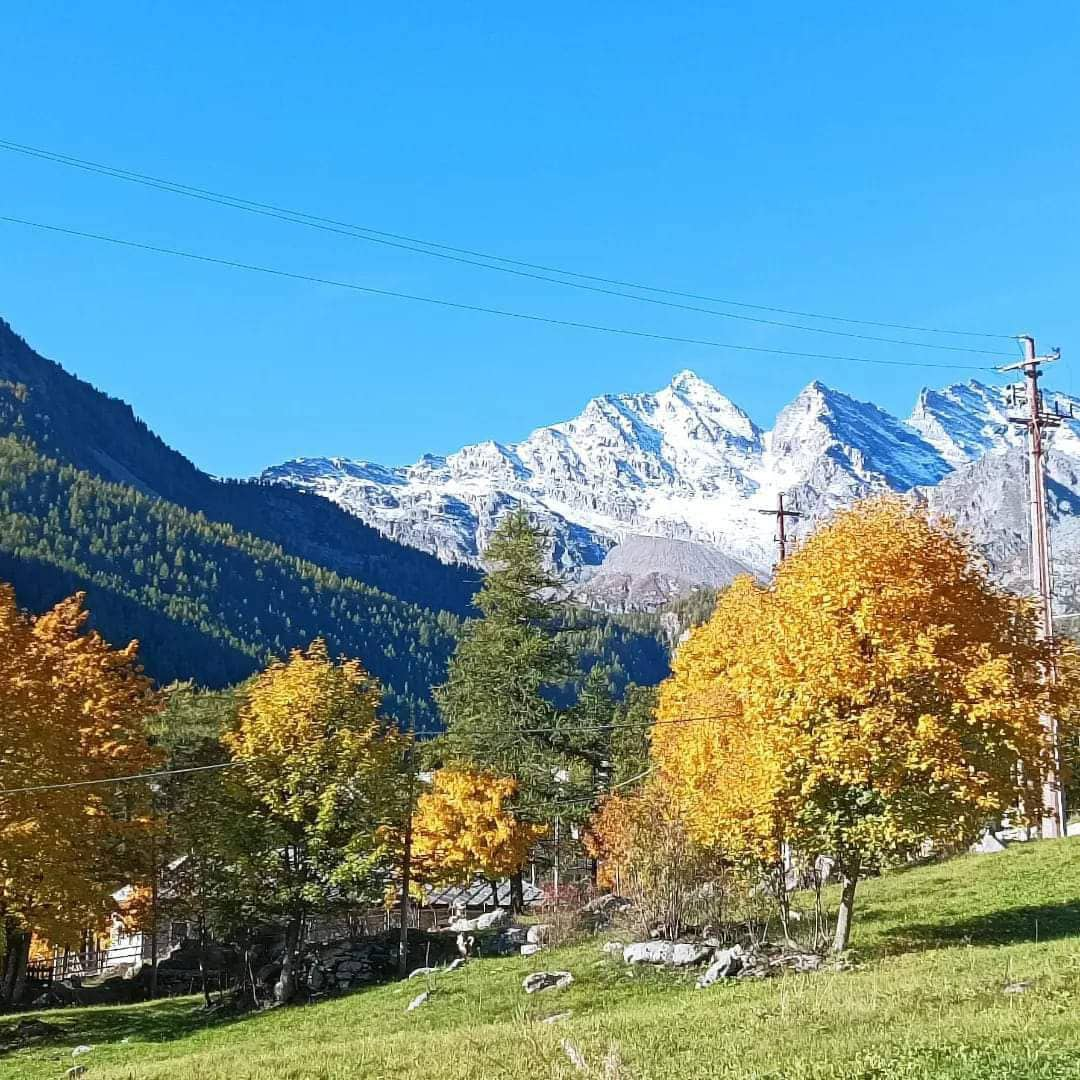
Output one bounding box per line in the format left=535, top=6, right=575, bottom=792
left=0, top=434, right=462, bottom=725
left=0, top=433, right=670, bottom=722
left=0, top=318, right=479, bottom=615
left=0, top=318, right=670, bottom=722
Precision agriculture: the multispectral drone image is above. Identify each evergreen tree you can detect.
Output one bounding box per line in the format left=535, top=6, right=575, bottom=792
left=436, top=511, right=578, bottom=906
left=610, top=683, right=657, bottom=787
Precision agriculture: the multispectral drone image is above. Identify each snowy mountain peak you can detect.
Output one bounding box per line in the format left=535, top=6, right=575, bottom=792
left=658, top=370, right=761, bottom=444
left=261, top=369, right=1080, bottom=610
left=907, top=380, right=1013, bottom=466
left=768, top=381, right=951, bottom=492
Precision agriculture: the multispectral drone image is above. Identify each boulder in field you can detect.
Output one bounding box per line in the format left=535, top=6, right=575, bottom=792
left=450, top=908, right=510, bottom=933
left=696, top=945, right=745, bottom=988
left=622, top=941, right=711, bottom=966
left=523, top=971, right=574, bottom=994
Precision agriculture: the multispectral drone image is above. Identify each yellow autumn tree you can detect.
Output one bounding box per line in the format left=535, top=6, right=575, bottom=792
left=411, top=769, right=545, bottom=899
left=224, top=639, right=409, bottom=1003
left=0, top=586, right=159, bottom=1003
left=652, top=500, right=1075, bottom=952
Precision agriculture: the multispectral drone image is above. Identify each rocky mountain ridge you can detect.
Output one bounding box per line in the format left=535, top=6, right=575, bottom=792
left=262, top=369, right=1080, bottom=611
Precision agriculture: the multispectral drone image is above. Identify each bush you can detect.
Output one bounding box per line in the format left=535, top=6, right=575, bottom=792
left=586, top=783, right=731, bottom=940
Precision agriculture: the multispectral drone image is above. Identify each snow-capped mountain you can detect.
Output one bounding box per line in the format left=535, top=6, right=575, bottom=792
left=260, top=370, right=1080, bottom=610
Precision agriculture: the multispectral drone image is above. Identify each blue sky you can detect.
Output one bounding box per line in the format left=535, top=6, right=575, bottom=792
left=3, top=2, right=1080, bottom=477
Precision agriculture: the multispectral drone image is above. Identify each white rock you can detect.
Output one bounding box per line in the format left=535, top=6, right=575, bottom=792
left=971, top=831, right=1008, bottom=855
left=520, top=943, right=542, bottom=957
left=450, top=907, right=510, bottom=933
left=523, top=971, right=574, bottom=994
left=72, top=1046, right=93, bottom=1056
left=671, top=943, right=712, bottom=966
left=527, top=923, right=554, bottom=945
left=601, top=941, right=625, bottom=956
left=475, top=908, right=511, bottom=931
left=406, top=991, right=430, bottom=1011
left=696, top=945, right=745, bottom=989
left=622, top=941, right=710, bottom=966
left=623, top=941, right=673, bottom=965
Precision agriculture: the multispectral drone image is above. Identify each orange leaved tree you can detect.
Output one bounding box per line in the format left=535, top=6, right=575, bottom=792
left=586, top=780, right=729, bottom=940
left=0, top=586, right=159, bottom=1004
left=411, top=769, right=546, bottom=903
left=652, top=500, right=1075, bottom=952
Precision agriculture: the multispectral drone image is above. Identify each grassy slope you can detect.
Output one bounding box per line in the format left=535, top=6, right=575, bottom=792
left=4, top=839, right=1080, bottom=1080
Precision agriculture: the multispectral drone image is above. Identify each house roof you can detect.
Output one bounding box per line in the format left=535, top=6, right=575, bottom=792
left=422, top=879, right=543, bottom=907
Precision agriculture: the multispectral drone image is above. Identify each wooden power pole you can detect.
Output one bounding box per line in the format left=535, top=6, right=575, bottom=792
left=757, top=492, right=802, bottom=564
left=1000, top=335, right=1067, bottom=838
left=398, top=746, right=416, bottom=978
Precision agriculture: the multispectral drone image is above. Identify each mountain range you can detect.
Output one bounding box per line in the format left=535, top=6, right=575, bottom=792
left=262, top=369, right=1080, bottom=612
left=0, top=317, right=668, bottom=723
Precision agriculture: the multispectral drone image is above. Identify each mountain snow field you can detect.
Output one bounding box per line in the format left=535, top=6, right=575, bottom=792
left=262, top=370, right=1080, bottom=610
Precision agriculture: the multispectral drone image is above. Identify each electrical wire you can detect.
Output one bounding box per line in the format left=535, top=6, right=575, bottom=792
left=0, top=760, right=247, bottom=796
left=0, top=137, right=1015, bottom=342
left=0, top=214, right=994, bottom=373
left=0, top=713, right=732, bottom=796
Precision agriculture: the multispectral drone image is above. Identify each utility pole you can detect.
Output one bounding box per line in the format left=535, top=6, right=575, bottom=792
left=552, top=815, right=560, bottom=906
left=1000, top=335, right=1067, bottom=838
left=757, top=492, right=802, bottom=564
left=397, top=745, right=415, bottom=978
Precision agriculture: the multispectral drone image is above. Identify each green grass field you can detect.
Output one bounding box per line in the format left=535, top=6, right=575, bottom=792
left=3, top=838, right=1080, bottom=1079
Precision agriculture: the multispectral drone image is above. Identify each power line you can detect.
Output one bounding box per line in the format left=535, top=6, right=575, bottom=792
left=0, top=214, right=994, bottom=373
left=0, top=760, right=246, bottom=797
left=0, top=141, right=1005, bottom=358
left=0, top=137, right=1014, bottom=343
left=511, top=766, right=656, bottom=818
left=0, top=713, right=732, bottom=797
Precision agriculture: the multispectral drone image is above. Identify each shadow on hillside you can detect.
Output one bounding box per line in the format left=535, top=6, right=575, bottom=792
left=880, top=901, right=1080, bottom=954
left=0, top=996, right=241, bottom=1058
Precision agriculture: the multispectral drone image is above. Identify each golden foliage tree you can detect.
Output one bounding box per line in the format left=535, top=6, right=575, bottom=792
left=0, top=586, right=159, bottom=1002
left=411, top=769, right=545, bottom=898
left=652, top=500, right=1075, bottom=951
left=224, top=639, right=409, bottom=1003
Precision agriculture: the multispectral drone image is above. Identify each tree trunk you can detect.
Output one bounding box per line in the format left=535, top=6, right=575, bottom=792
left=0, top=919, right=14, bottom=1008
left=198, top=917, right=211, bottom=1008
left=398, top=764, right=414, bottom=979
left=771, top=859, right=795, bottom=946
left=489, top=879, right=499, bottom=908
left=0, top=929, right=30, bottom=1008
left=832, top=864, right=860, bottom=954
left=510, top=871, right=525, bottom=914
left=245, top=944, right=259, bottom=1009
left=11, top=933, right=30, bottom=1007
left=149, top=849, right=160, bottom=999
left=275, top=915, right=303, bottom=1005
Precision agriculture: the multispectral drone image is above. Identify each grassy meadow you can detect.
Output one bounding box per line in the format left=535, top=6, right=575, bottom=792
left=3, top=838, right=1080, bottom=1080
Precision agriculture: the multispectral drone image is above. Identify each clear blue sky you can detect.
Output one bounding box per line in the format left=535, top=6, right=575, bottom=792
left=3, top=2, right=1079, bottom=477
